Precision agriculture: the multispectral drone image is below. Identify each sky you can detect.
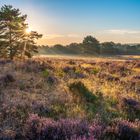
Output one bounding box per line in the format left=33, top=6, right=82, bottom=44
left=0, top=0, right=140, bottom=45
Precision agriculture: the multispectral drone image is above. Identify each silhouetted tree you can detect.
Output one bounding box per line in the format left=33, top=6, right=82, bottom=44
left=67, top=43, right=83, bottom=54
left=82, top=36, right=100, bottom=54
left=0, top=5, right=42, bottom=59
left=101, top=42, right=118, bottom=54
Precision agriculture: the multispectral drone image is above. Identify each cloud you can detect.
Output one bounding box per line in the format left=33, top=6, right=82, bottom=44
left=42, top=34, right=81, bottom=40
left=44, top=34, right=65, bottom=39
left=104, top=29, right=140, bottom=35
left=67, top=34, right=80, bottom=38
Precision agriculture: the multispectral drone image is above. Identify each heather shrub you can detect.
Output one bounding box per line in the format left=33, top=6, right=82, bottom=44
left=108, top=63, right=129, bottom=76
left=134, top=62, right=140, bottom=68
left=63, top=66, right=86, bottom=79
left=121, top=98, right=140, bottom=120
left=68, top=60, right=76, bottom=65
left=129, top=76, right=140, bottom=93
left=106, top=75, right=120, bottom=82
left=31, top=101, right=50, bottom=117
left=97, top=72, right=120, bottom=82
left=75, top=73, right=86, bottom=79
left=0, top=104, right=29, bottom=130
left=0, top=60, right=12, bottom=65
left=0, top=130, right=16, bottom=140
left=20, top=60, right=52, bottom=73
left=103, top=119, right=140, bottom=140
left=23, top=61, right=42, bottom=72
left=42, top=69, right=57, bottom=85
left=63, top=66, right=75, bottom=73
left=46, top=76, right=57, bottom=85
left=74, top=68, right=86, bottom=78
left=0, top=74, right=15, bottom=87
left=24, top=114, right=101, bottom=140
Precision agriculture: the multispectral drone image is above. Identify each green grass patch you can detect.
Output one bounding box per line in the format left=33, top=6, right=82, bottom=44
left=42, top=69, right=50, bottom=77
left=69, top=81, right=97, bottom=103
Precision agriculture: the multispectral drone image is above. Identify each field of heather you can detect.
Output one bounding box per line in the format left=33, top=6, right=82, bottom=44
left=0, top=57, right=140, bottom=140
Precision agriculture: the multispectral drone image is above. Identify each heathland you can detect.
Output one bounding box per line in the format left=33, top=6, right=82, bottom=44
left=0, top=56, right=140, bottom=139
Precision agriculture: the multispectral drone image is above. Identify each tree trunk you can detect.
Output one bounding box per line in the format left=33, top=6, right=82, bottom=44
left=21, top=41, right=26, bottom=59
left=9, top=26, right=13, bottom=60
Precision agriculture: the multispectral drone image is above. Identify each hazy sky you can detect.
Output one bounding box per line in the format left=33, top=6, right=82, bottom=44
left=0, top=0, right=140, bottom=45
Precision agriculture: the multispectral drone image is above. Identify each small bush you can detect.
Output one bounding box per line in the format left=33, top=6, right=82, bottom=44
left=69, top=81, right=97, bottom=103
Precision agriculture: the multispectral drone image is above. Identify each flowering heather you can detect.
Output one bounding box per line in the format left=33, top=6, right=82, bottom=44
left=104, top=119, right=140, bottom=140
left=24, top=114, right=102, bottom=140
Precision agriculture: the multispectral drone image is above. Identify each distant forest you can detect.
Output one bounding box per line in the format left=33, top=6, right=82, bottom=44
left=39, top=36, right=140, bottom=55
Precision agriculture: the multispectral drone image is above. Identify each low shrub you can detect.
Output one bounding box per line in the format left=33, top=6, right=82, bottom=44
left=69, top=81, right=97, bottom=103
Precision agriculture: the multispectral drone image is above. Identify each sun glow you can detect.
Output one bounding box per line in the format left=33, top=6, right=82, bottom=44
left=25, top=28, right=31, bottom=34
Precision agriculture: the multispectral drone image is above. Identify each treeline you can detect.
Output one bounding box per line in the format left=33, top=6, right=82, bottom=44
left=40, top=36, right=140, bottom=55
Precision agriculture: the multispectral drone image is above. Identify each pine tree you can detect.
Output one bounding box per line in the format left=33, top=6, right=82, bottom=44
left=0, top=5, right=42, bottom=59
